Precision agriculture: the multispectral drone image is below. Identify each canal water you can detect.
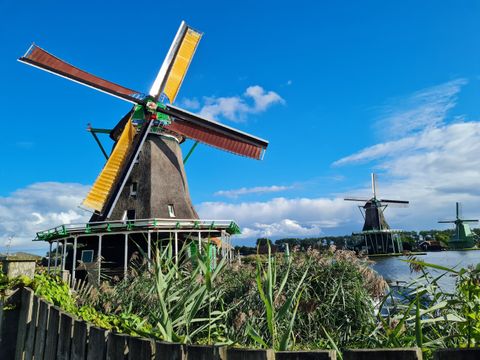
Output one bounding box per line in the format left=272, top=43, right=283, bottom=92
left=371, top=250, right=480, bottom=291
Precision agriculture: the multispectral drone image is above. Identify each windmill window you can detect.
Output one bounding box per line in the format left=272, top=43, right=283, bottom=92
left=81, top=250, right=94, bottom=263
left=126, top=209, right=136, bottom=220
left=130, top=182, right=138, bottom=197
left=168, top=204, right=176, bottom=218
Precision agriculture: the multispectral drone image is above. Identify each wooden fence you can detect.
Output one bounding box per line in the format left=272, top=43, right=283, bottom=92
left=1, top=287, right=479, bottom=359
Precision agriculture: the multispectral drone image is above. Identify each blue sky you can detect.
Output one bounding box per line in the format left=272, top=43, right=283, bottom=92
left=1, top=0, right=480, bottom=252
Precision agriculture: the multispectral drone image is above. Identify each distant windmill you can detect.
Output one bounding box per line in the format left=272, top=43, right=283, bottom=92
left=344, top=173, right=409, bottom=254
left=438, top=202, right=478, bottom=249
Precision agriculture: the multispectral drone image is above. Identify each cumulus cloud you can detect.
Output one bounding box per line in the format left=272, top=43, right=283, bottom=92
left=182, top=85, right=284, bottom=122
left=214, top=185, right=292, bottom=198
left=0, top=182, right=90, bottom=254
left=197, top=197, right=357, bottom=240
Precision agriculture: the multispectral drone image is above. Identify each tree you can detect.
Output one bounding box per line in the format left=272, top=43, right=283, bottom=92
left=256, top=238, right=272, bottom=247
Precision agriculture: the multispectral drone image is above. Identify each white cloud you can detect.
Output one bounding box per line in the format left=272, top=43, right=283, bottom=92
left=197, top=197, right=357, bottom=240
left=375, top=78, right=467, bottom=139
left=214, top=185, right=292, bottom=198
left=183, top=85, right=284, bottom=122
left=0, top=182, right=90, bottom=254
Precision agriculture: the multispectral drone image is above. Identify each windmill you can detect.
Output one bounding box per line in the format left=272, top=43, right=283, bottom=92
left=344, top=173, right=409, bottom=254
left=19, top=22, right=269, bottom=223
left=438, top=202, right=478, bottom=249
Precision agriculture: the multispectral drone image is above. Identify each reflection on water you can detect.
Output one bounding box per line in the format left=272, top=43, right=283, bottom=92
left=371, top=250, right=480, bottom=291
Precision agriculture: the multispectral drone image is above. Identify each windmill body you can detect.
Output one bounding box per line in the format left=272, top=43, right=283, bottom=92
left=345, top=174, right=409, bottom=255
left=21, top=22, right=268, bottom=280
left=438, top=202, right=478, bottom=249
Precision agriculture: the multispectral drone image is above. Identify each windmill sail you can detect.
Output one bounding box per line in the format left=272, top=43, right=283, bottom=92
left=164, top=105, right=268, bottom=159
left=18, top=45, right=146, bottom=103
left=82, top=120, right=136, bottom=212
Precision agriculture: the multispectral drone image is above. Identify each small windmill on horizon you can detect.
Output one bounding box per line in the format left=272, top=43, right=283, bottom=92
left=344, top=173, right=409, bottom=254
left=438, top=202, right=478, bottom=250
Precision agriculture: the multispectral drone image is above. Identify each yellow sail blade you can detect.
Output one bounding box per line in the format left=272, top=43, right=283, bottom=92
left=82, top=120, right=136, bottom=212
left=163, top=28, right=202, bottom=103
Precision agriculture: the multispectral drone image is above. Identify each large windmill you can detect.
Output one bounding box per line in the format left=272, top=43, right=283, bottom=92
left=438, top=202, right=478, bottom=249
left=19, top=22, right=268, bottom=223
left=344, top=174, right=409, bottom=254
left=21, top=22, right=268, bottom=279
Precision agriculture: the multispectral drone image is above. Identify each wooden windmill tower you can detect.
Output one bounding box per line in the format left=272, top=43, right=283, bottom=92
left=438, top=202, right=478, bottom=249
left=19, top=22, right=268, bottom=223
left=344, top=174, right=409, bottom=254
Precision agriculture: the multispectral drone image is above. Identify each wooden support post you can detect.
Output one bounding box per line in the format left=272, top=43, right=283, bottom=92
left=62, top=238, right=67, bottom=271
left=47, top=242, right=52, bottom=274
left=174, top=232, right=179, bottom=265
left=198, top=231, right=201, bottom=254
left=98, top=235, right=102, bottom=284
left=147, top=231, right=151, bottom=269
left=54, top=239, right=59, bottom=273
left=124, top=233, right=128, bottom=278
left=72, top=236, right=77, bottom=287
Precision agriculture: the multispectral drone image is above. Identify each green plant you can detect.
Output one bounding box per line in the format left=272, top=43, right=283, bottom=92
left=246, top=244, right=309, bottom=351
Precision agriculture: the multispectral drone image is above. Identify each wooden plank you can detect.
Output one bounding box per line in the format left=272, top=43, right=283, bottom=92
left=128, top=337, right=153, bottom=360
left=44, top=306, right=61, bottom=360
left=33, top=299, right=50, bottom=360
left=155, top=341, right=185, bottom=360
left=276, top=350, right=336, bottom=360
left=343, top=348, right=422, bottom=360
left=15, top=288, right=34, bottom=360
left=24, top=295, right=39, bottom=360
left=434, top=349, right=480, bottom=360
left=56, top=313, right=73, bottom=360
left=106, top=333, right=128, bottom=360
left=1, top=288, right=22, bottom=360
left=70, top=320, right=88, bottom=360
left=87, top=327, right=108, bottom=360
left=185, top=344, right=227, bottom=360
left=227, top=348, right=275, bottom=360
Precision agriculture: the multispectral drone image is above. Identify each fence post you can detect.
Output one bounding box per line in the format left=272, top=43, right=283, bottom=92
left=87, top=327, right=108, bottom=360
left=15, top=288, right=34, bottom=360
left=70, top=320, right=88, bottom=360
left=0, top=288, right=22, bottom=360
left=106, top=333, right=128, bottom=360
left=24, top=294, right=39, bottom=360
left=276, top=350, right=337, bottom=359
left=434, top=348, right=480, bottom=360
left=33, top=299, right=50, bottom=359
left=343, top=348, right=422, bottom=360
left=128, top=337, right=154, bottom=360
left=44, top=306, right=61, bottom=360
left=155, top=341, right=185, bottom=360
left=56, top=312, right=74, bottom=360
left=227, top=348, right=275, bottom=360
left=185, top=344, right=227, bottom=360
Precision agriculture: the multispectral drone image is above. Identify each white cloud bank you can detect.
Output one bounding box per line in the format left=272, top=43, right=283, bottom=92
left=182, top=85, right=285, bottom=122
left=0, top=182, right=90, bottom=254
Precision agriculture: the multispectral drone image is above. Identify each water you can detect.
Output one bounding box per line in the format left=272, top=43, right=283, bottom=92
left=371, top=250, right=480, bottom=291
